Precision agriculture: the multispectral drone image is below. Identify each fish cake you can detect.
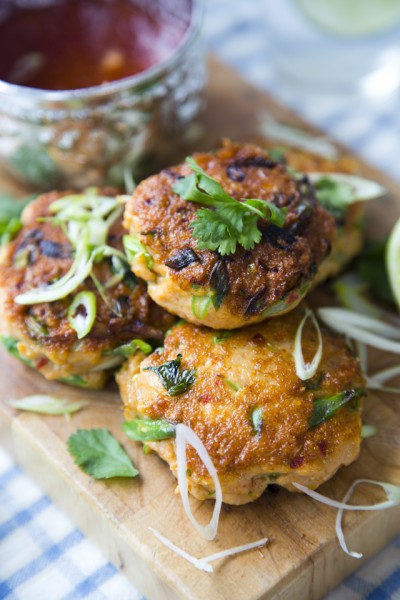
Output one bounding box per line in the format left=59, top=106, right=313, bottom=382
left=119, top=309, right=365, bottom=505
left=124, top=140, right=335, bottom=329
left=263, top=141, right=364, bottom=284
left=0, top=190, right=175, bottom=388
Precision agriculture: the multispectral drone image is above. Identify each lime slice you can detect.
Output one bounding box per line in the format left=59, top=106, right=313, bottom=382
left=386, top=216, right=400, bottom=310
left=296, top=0, right=400, bottom=37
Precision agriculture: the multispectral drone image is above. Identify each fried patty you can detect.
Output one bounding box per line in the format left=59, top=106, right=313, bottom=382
left=119, top=308, right=365, bottom=505
left=262, top=141, right=364, bottom=284
left=0, top=191, right=175, bottom=388
left=124, top=140, right=335, bottom=329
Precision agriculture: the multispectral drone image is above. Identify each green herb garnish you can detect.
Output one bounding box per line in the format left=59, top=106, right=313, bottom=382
left=68, top=291, right=97, bottom=340
left=111, top=339, right=152, bottom=357
left=0, top=335, right=34, bottom=367
left=191, top=295, right=211, bottom=320
left=67, top=428, right=138, bottom=479
left=313, top=177, right=354, bottom=218
left=107, top=339, right=152, bottom=358
left=0, top=193, right=36, bottom=246
left=308, top=388, right=365, bottom=429
left=358, top=239, right=394, bottom=305
left=268, top=147, right=287, bottom=163
left=123, top=234, right=153, bottom=268
left=173, top=158, right=287, bottom=256
left=213, top=330, right=233, bottom=343
left=309, top=173, right=386, bottom=219
left=10, top=395, right=85, bottom=416
left=145, top=353, right=196, bottom=396
left=123, top=417, right=176, bottom=442
left=225, top=379, right=241, bottom=392
left=251, top=407, right=263, bottom=435
left=57, top=375, right=91, bottom=388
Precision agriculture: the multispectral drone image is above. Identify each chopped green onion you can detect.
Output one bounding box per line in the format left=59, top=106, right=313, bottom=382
left=332, top=275, right=382, bottom=319
left=191, top=295, right=211, bottom=320
left=15, top=239, right=92, bottom=305
left=293, top=309, right=323, bottom=381
left=213, top=330, right=233, bottom=344
left=260, top=115, right=338, bottom=159
left=123, top=417, right=176, bottom=441
left=251, top=407, right=263, bottom=435
left=123, top=167, right=137, bottom=194
left=107, top=339, right=152, bottom=358
left=68, top=291, right=97, bottom=339
left=0, top=335, right=34, bottom=367
left=123, top=234, right=153, bottom=268
left=58, top=375, right=91, bottom=388
left=361, top=424, right=378, bottom=439
left=1, top=217, right=23, bottom=246
left=25, top=315, right=49, bottom=338
left=319, top=307, right=400, bottom=353
left=10, top=395, right=86, bottom=415
left=267, top=147, right=286, bottom=163
left=308, top=173, right=386, bottom=213
left=224, top=379, right=241, bottom=392
left=309, top=388, right=365, bottom=429
left=175, top=423, right=222, bottom=540
left=149, top=527, right=268, bottom=573
left=366, top=365, right=400, bottom=394
left=293, top=479, right=400, bottom=560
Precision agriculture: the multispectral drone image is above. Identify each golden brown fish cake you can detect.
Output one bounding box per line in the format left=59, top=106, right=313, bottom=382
left=0, top=191, right=175, bottom=388
left=119, top=309, right=365, bottom=505
left=124, top=140, right=335, bottom=329
left=262, top=141, right=364, bottom=283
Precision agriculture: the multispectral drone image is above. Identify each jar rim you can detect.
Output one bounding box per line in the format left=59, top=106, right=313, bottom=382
left=0, top=0, right=204, bottom=101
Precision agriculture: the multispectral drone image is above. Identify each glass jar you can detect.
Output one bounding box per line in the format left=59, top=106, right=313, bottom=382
left=0, top=0, right=205, bottom=190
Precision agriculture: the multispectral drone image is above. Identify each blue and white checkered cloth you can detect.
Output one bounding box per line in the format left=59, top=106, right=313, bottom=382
left=1, top=1, right=400, bottom=598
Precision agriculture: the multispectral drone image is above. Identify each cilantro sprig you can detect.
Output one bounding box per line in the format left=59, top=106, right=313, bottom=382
left=145, top=353, right=196, bottom=396
left=173, top=158, right=287, bottom=256
left=68, top=428, right=138, bottom=479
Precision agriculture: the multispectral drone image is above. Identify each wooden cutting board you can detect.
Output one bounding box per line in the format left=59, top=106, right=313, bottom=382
left=1, top=57, right=400, bottom=600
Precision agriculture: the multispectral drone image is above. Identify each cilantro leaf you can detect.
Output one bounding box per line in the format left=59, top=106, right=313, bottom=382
left=145, top=353, right=196, bottom=396
left=67, top=428, right=139, bottom=479
left=308, top=388, right=365, bottom=429
left=173, top=158, right=287, bottom=255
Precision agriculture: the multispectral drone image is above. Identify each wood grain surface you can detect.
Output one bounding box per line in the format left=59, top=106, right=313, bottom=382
left=1, top=57, right=400, bottom=600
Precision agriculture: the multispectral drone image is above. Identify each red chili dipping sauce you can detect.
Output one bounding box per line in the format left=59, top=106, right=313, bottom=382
left=0, top=0, right=191, bottom=90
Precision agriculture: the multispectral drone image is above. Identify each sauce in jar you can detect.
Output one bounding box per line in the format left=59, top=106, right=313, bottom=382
left=0, top=0, right=191, bottom=90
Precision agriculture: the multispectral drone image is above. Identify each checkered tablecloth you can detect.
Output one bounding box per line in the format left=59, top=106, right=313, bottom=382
left=1, top=1, right=400, bottom=598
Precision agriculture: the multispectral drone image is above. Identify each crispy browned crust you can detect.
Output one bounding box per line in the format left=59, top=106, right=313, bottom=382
left=0, top=191, right=175, bottom=361
left=262, top=141, right=365, bottom=283
left=119, top=308, right=365, bottom=503
left=124, top=140, right=335, bottom=320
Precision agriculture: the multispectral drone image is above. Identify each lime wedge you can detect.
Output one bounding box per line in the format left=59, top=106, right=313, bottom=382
left=386, top=216, right=400, bottom=310
left=296, top=0, right=400, bottom=37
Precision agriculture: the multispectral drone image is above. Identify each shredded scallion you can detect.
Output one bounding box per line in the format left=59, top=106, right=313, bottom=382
left=293, top=309, right=323, bottom=381
left=68, top=291, right=97, bottom=339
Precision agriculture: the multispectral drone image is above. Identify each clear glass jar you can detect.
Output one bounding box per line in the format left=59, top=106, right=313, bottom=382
left=0, top=0, right=205, bottom=190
